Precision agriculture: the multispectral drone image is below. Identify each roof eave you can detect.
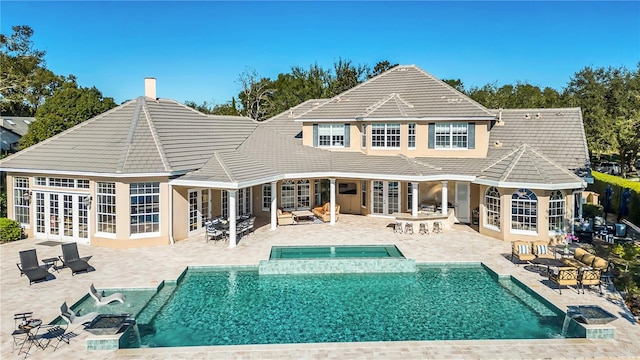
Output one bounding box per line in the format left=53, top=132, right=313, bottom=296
left=1, top=167, right=180, bottom=178
left=295, top=116, right=497, bottom=122
left=473, top=178, right=586, bottom=190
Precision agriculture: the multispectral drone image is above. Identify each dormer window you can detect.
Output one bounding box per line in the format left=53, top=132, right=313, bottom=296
left=317, top=124, right=345, bottom=147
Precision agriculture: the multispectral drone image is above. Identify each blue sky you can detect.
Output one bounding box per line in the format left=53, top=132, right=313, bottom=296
left=3, top=1, right=639, bottom=105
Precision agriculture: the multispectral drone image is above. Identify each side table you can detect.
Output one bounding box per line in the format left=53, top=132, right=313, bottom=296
left=42, top=257, right=60, bottom=272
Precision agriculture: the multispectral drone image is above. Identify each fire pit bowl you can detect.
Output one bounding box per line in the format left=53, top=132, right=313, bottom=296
left=568, top=305, right=617, bottom=325
left=85, top=314, right=133, bottom=335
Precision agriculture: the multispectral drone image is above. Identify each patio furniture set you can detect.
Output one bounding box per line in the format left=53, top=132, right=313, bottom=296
left=16, top=242, right=94, bottom=285
left=205, top=214, right=256, bottom=243
left=394, top=221, right=443, bottom=235
left=512, top=241, right=610, bottom=295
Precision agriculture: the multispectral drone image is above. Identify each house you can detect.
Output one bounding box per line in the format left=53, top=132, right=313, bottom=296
left=1, top=116, right=34, bottom=154
left=0, top=67, right=590, bottom=248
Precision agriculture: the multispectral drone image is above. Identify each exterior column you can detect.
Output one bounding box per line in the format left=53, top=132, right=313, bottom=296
left=411, top=182, right=418, bottom=217
left=270, top=181, right=278, bottom=230
left=228, top=190, right=237, bottom=248
left=330, top=178, right=336, bottom=225
left=441, top=181, right=448, bottom=216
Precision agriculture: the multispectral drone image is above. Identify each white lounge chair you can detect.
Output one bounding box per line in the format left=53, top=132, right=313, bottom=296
left=90, top=283, right=125, bottom=306
left=60, top=302, right=99, bottom=325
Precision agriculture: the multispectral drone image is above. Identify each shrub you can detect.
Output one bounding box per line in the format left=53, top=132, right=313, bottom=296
left=582, top=203, right=603, bottom=219
left=0, top=218, right=23, bottom=242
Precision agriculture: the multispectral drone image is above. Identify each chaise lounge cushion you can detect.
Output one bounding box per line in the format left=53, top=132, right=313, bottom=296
left=562, top=247, right=608, bottom=270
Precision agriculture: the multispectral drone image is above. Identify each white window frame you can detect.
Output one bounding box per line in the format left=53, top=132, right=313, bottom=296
left=130, top=182, right=160, bottom=237
left=435, top=123, right=468, bottom=149
left=14, top=177, right=30, bottom=226
left=222, top=188, right=252, bottom=218
left=262, top=184, right=272, bottom=211
left=371, top=123, right=401, bottom=149
left=484, top=186, right=500, bottom=231
left=318, top=124, right=345, bottom=147
left=407, top=123, right=416, bottom=149
left=511, top=188, right=538, bottom=234
left=281, top=180, right=296, bottom=210
left=96, top=182, right=116, bottom=235
left=548, top=190, right=565, bottom=234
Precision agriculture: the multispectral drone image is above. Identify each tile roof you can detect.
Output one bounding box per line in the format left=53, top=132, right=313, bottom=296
left=487, top=108, right=590, bottom=173
left=0, top=66, right=589, bottom=190
left=477, top=144, right=584, bottom=187
left=294, top=65, right=496, bottom=120
left=0, top=97, right=256, bottom=174
left=1, top=116, right=34, bottom=136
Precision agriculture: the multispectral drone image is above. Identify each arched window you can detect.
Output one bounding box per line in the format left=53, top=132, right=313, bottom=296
left=484, top=187, right=500, bottom=229
left=548, top=190, right=565, bottom=232
left=511, top=189, right=537, bottom=232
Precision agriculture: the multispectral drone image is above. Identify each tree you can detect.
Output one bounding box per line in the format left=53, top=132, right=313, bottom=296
left=19, top=81, right=117, bottom=148
left=327, top=58, right=370, bottom=97
left=211, top=97, right=240, bottom=116
left=237, top=69, right=275, bottom=121
left=566, top=64, right=640, bottom=176
left=442, top=79, right=466, bottom=93
left=184, top=100, right=215, bottom=114
left=0, top=25, right=65, bottom=116
left=369, top=60, right=398, bottom=78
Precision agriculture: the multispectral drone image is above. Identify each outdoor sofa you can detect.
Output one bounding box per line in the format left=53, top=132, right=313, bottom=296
left=312, top=203, right=340, bottom=222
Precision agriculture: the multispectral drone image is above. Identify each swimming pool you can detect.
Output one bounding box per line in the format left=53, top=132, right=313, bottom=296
left=270, top=245, right=404, bottom=259
left=129, top=264, right=571, bottom=348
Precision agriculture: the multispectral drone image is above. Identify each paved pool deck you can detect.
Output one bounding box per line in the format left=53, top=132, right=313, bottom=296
left=2, top=215, right=639, bottom=359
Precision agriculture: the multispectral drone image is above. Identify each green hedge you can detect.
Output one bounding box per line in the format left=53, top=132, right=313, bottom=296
left=588, top=171, right=640, bottom=226
left=0, top=218, right=23, bottom=242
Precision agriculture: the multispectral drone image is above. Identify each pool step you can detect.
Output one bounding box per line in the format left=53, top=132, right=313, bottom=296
left=135, top=282, right=178, bottom=325
left=498, top=279, right=557, bottom=317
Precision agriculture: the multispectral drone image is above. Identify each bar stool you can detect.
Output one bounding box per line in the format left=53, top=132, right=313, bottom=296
left=404, top=222, right=414, bottom=234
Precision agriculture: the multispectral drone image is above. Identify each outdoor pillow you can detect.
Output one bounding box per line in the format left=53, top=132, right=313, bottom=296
left=518, top=244, right=529, bottom=254
left=536, top=244, right=547, bottom=255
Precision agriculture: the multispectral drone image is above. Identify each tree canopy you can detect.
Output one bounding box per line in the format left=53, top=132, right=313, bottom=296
left=19, top=81, right=116, bottom=148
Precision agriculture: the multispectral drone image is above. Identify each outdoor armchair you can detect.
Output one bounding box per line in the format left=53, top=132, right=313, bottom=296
left=548, top=267, right=579, bottom=294
left=17, top=249, right=51, bottom=285
left=578, top=268, right=602, bottom=294
left=532, top=241, right=554, bottom=260
left=511, top=241, right=535, bottom=265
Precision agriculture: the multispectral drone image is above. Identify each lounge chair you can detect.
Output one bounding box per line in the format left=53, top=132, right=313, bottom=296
left=59, top=243, right=93, bottom=275
left=548, top=267, right=579, bottom=294
left=59, top=302, right=99, bottom=325
left=17, top=249, right=51, bottom=285
left=511, top=241, right=535, bottom=265
left=90, top=283, right=125, bottom=305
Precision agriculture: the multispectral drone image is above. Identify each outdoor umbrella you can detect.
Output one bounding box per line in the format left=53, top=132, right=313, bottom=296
left=603, top=185, right=614, bottom=215
left=617, top=187, right=631, bottom=222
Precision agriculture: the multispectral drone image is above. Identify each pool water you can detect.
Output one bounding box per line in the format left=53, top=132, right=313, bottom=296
left=135, top=265, right=568, bottom=348
left=66, top=289, right=156, bottom=321
left=270, top=245, right=404, bottom=259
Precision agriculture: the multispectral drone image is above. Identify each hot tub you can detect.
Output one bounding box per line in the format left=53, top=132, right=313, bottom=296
left=85, top=314, right=134, bottom=335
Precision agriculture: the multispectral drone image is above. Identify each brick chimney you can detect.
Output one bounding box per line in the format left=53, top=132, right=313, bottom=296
left=144, top=77, right=156, bottom=99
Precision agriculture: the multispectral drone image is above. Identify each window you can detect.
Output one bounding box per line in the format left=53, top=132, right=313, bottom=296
left=297, top=180, right=310, bottom=208
left=371, top=123, right=400, bottom=148
left=130, top=182, right=160, bottom=234
left=511, top=189, right=537, bottom=232
left=318, top=124, right=345, bottom=147
left=222, top=188, right=252, bottom=218
left=484, top=187, right=500, bottom=229
left=189, top=191, right=198, bottom=231
left=548, top=190, right=565, bottom=233
left=262, top=184, right=271, bottom=211
left=14, top=177, right=30, bottom=225
left=338, top=183, right=357, bottom=195
left=97, top=182, right=116, bottom=233
left=361, top=180, right=367, bottom=207
left=281, top=180, right=295, bottom=209
left=407, top=123, right=416, bottom=149
left=34, top=177, right=89, bottom=188
left=361, top=124, right=367, bottom=149
left=435, top=123, right=468, bottom=149
left=407, top=182, right=414, bottom=211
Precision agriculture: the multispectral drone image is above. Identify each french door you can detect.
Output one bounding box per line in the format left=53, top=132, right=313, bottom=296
left=34, top=192, right=89, bottom=243
left=455, top=182, right=470, bottom=223
left=188, top=189, right=210, bottom=235
left=371, top=181, right=400, bottom=216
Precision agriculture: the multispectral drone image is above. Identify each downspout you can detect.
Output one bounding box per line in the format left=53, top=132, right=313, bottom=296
left=169, top=183, right=175, bottom=245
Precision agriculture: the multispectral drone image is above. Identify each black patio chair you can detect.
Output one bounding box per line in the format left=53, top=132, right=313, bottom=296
left=58, top=243, right=93, bottom=275
left=17, top=249, right=51, bottom=285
